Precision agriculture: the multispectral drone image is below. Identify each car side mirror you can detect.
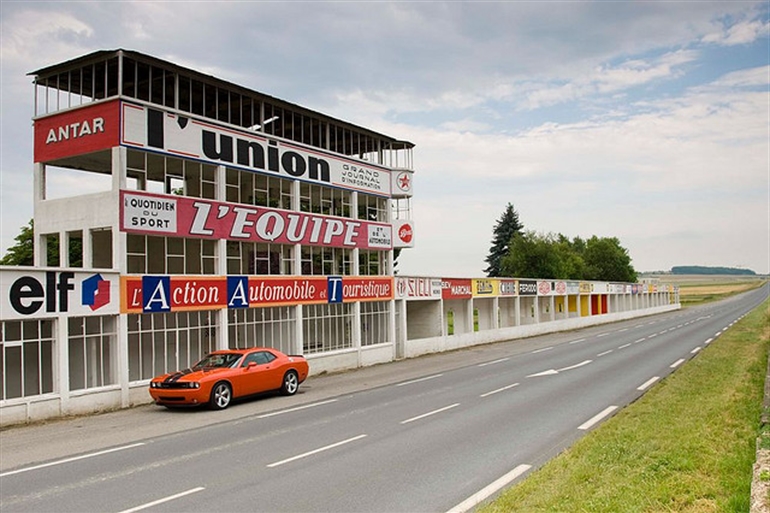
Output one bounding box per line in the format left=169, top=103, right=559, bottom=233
left=247, top=361, right=258, bottom=368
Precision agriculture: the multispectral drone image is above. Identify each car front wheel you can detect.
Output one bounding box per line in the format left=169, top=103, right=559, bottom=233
left=210, top=382, right=232, bottom=410
left=281, top=371, right=299, bottom=396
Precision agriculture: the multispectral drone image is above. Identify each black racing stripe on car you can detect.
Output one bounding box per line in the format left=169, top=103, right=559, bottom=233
left=165, top=368, right=193, bottom=383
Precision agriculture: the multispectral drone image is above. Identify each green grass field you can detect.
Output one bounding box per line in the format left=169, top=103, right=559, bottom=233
left=480, top=296, right=770, bottom=513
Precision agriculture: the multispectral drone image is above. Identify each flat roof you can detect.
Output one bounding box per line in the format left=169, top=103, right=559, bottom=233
left=29, top=48, right=414, bottom=150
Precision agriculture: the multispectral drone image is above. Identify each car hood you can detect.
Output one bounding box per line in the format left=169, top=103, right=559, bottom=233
left=155, top=367, right=229, bottom=383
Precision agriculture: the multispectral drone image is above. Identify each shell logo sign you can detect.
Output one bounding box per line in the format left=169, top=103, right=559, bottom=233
left=393, top=220, right=415, bottom=248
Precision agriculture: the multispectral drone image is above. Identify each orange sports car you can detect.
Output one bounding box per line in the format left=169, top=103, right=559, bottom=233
left=149, top=348, right=309, bottom=410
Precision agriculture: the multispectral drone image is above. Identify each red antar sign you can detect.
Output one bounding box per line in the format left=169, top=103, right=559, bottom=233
left=34, top=101, right=120, bottom=163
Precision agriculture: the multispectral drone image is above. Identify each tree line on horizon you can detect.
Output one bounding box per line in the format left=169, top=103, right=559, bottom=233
left=484, top=203, right=638, bottom=283
left=670, top=265, right=756, bottom=276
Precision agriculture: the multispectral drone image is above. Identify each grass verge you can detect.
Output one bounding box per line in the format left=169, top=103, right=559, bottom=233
left=480, top=298, right=770, bottom=513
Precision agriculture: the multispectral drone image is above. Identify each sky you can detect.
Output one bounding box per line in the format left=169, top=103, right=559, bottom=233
left=1, top=1, right=768, bottom=277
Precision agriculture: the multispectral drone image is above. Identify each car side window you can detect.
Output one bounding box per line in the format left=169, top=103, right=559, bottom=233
left=243, top=351, right=276, bottom=367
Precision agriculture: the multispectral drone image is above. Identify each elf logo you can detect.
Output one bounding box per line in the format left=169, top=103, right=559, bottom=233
left=82, top=274, right=111, bottom=311
left=8, top=272, right=111, bottom=315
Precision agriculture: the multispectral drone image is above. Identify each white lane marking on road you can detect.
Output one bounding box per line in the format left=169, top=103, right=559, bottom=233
left=596, top=333, right=609, bottom=338
left=532, top=346, right=553, bottom=354
left=480, top=383, right=520, bottom=398
left=704, top=337, right=714, bottom=345
left=258, top=399, right=338, bottom=418
left=637, top=377, right=660, bottom=391
left=618, top=343, right=631, bottom=350
left=446, top=464, right=532, bottom=513
left=267, top=434, right=368, bottom=468
left=478, top=358, right=510, bottom=367
left=691, top=346, right=702, bottom=354
left=528, top=359, right=592, bottom=377
left=396, top=374, right=443, bottom=387
left=633, top=337, right=646, bottom=344
left=0, top=443, right=145, bottom=478
left=118, top=487, right=205, bottom=513
left=401, top=403, right=460, bottom=425
left=578, top=406, right=618, bottom=431
left=670, top=358, right=686, bottom=368
left=569, top=338, right=586, bottom=345
left=648, top=333, right=658, bottom=339
left=557, top=360, right=592, bottom=372
left=659, top=329, right=669, bottom=334
left=597, top=350, right=613, bottom=357
left=527, top=369, right=559, bottom=377
left=617, top=328, right=629, bottom=333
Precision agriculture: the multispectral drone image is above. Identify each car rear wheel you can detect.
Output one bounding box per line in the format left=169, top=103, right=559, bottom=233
left=281, top=370, right=299, bottom=395
left=210, top=382, right=232, bottom=410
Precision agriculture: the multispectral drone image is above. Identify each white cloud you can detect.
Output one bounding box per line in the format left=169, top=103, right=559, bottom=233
left=703, top=18, right=770, bottom=46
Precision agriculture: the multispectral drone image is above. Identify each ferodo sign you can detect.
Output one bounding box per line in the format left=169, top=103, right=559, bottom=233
left=121, top=103, right=392, bottom=196
left=121, top=190, right=392, bottom=250
left=1, top=270, right=118, bottom=320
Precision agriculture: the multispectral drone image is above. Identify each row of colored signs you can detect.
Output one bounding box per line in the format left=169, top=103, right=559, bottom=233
left=395, top=277, right=666, bottom=301
left=1, top=270, right=671, bottom=320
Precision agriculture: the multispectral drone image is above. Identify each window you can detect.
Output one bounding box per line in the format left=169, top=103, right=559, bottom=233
left=228, top=307, right=295, bottom=355
left=360, top=301, right=390, bottom=346
left=127, top=311, right=217, bottom=381
left=226, top=241, right=294, bottom=275
left=125, top=150, right=216, bottom=199
left=225, top=168, right=292, bottom=209
left=358, top=194, right=388, bottom=222
left=359, top=250, right=387, bottom=276
left=68, top=316, right=117, bottom=391
left=127, top=235, right=216, bottom=275
left=300, top=183, right=351, bottom=217
left=243, top=351, right=276, bottom=366
left=301, top=246, right=352, bottom=276
left=0, top=320, right=54, bottom=400
left=302, top=303, right=352, bottom=354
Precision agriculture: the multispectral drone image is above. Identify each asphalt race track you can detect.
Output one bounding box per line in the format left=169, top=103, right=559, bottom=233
left=1, top=284, right=767, bottom=513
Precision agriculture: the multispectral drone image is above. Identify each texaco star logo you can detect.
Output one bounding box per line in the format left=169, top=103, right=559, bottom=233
left=397, top=172, right=411, bottom=191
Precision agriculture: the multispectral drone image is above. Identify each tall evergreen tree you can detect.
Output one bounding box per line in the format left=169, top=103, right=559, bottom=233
left=484, top=203, right=524, bottom=277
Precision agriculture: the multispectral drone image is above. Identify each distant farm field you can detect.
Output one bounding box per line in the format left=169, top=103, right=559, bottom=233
left=644, top=274, right=768, bottom=306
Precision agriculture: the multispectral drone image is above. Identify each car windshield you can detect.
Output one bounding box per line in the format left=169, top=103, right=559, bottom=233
left=193, top=353, right=242, bottom=369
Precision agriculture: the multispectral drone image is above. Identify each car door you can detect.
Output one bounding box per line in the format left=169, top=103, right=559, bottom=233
left=242, top=350, right=283, bottom=395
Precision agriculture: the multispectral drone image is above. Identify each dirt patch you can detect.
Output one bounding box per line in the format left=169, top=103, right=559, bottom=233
left=753, top=449, right=770, bottom=513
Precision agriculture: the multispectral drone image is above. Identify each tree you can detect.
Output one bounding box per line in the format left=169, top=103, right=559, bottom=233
left=583, top=236, right=637, bottom=282
left=501, top=231, right=562, bottom=278
left=0, top=219, right=34, bottom=266
left=484, top=203, right=524, bottom=277
left=0, top=219, right=82, bottom=267
left=500, top=231, right=637, bottom=282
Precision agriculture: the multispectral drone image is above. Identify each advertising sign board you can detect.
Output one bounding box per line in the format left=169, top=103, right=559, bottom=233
left=121, top=103, right=392, bottom=197
left=2, top=269, right=119, bottom=320
left=121, top=190, right=392, bottom=250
